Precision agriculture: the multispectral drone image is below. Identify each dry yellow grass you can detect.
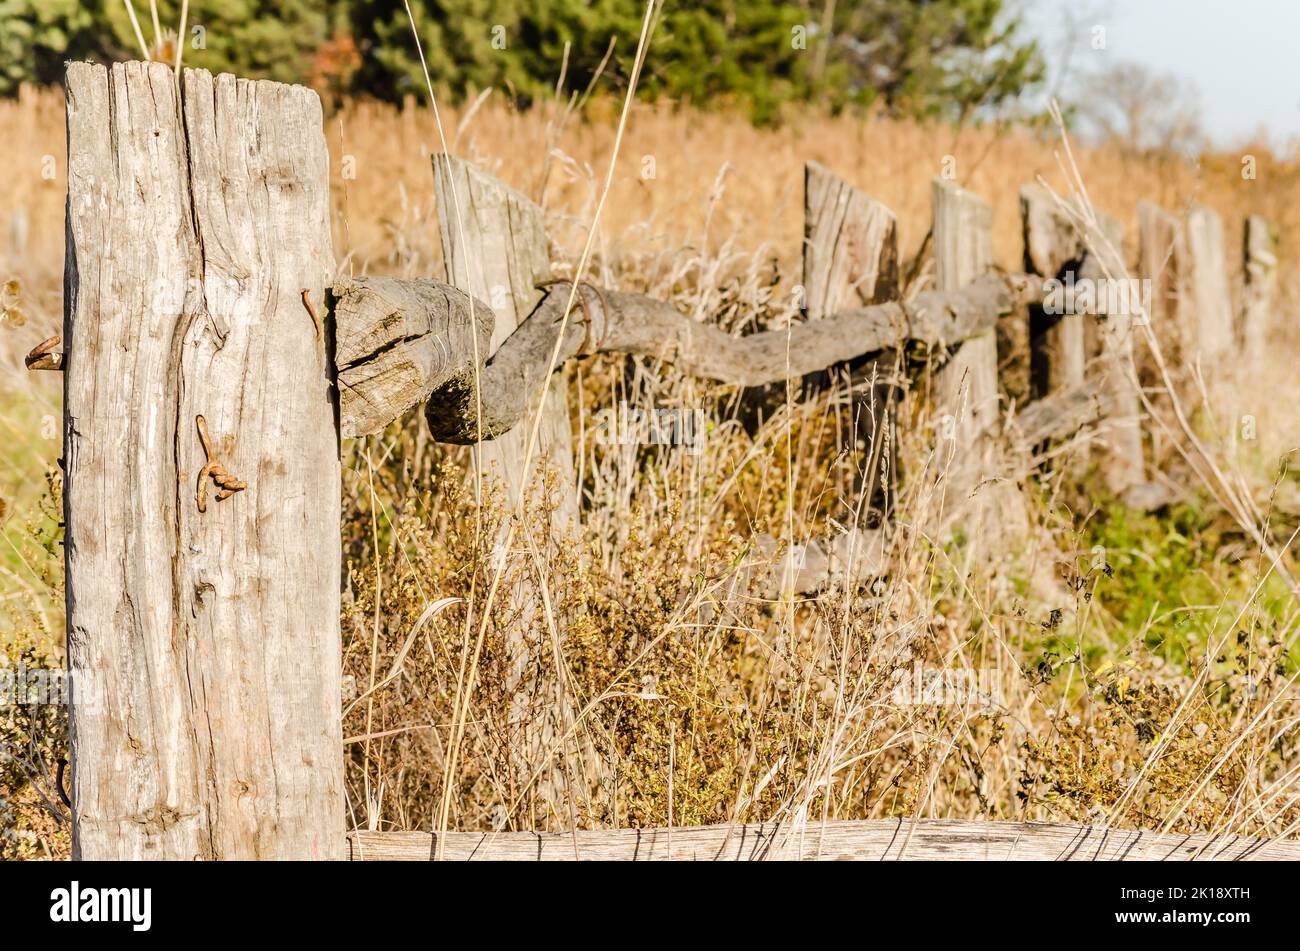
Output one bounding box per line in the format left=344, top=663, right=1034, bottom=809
left=2, top=84, right=1300, bottom=855
left=2, top=85, right=1297, bottom=344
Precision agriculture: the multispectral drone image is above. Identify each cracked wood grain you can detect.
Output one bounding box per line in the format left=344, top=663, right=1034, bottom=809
left=63, top=61, right=342, bottom=860
left=332, top=276, right=492, bottom=438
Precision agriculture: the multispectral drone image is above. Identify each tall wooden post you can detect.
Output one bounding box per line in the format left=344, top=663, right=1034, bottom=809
left=1242, top=215, right=1278, bottom=364
left=1087, top=215, right=1147, bottom=498
left=433, top=155, right=577, bottom=524
left=931, top=179, right=999, bottom=489
left=63, top=63, right=343, bottom=859
left=432, top=155, right=578, bottom=811
left=1020, top=184, right=1087, bottom=398
left=803, top=161, right=900, bottom=522
left=1020, top=186, right=1147, bottom=499
left=1137, top=201, right=1186, bottom=336
left=1186, top=203, right=1234, bottom=359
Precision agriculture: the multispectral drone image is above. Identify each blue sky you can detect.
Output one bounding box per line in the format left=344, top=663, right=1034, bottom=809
left=1020, top=0, right=1300, bottom=148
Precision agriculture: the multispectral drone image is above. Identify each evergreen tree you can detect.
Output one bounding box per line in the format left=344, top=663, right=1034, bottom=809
left=0, top=0, right=1043, bottom=126
left=0, top=0, right=100, bottom=94
left=823, top=0, right=1043, bottom=120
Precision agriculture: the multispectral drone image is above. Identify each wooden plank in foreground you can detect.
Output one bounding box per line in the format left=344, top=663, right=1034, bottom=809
left=347, top=819, right=1300, bottom=861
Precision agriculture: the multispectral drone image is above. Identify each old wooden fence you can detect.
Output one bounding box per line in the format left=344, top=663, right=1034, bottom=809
left=37, top=62, right=1293, bottom=860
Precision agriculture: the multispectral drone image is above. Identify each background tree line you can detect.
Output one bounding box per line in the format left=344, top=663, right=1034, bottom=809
left=0, top=0, right=1042, bottom=124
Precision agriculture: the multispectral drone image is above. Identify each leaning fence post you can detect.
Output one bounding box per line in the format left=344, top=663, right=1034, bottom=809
left=1186, top=203, right=1234, bottom=360
left=1242, top=214, right=1278, bottom=364
left=63, top=62, right=343, bottom=859
left=803, top=160, right=900, bottom=522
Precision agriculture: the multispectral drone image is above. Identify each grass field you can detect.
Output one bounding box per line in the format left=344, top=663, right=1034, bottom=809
left=2, top=83, right=1299, bottom=857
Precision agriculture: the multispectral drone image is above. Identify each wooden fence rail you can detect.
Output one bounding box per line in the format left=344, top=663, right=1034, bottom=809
left=47, top=62, right=1292, bottom=860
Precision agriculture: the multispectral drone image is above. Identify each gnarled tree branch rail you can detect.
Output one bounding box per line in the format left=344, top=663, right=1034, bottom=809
left=334, top=271, right=1043, bottom=442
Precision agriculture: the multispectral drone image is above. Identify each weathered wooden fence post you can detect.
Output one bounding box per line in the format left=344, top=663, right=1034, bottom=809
left=931, top=179, right=999, bottom=497
left=803, top=161, right=900, bottom=521
left=433, top=154, right=578, bottom=523
left=1242, top=214, right=1278, bottom=364
left=1135, top=200, right=1185, bottom=478
left=1020, top=186, right=1148, bottom=500
left=1137, top=201, right=1186, bottom=334
left=63, top=63, right=343, bottom=859
left=1186, top=203, right=1234, bottom=359
left=432, top=154, right=579, bottom=811
left=803, top=162, right=899, bottom=311
left=1088, top=215, right=1149, bottom=499
left=1020, top=184, right=1087, bottom=398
